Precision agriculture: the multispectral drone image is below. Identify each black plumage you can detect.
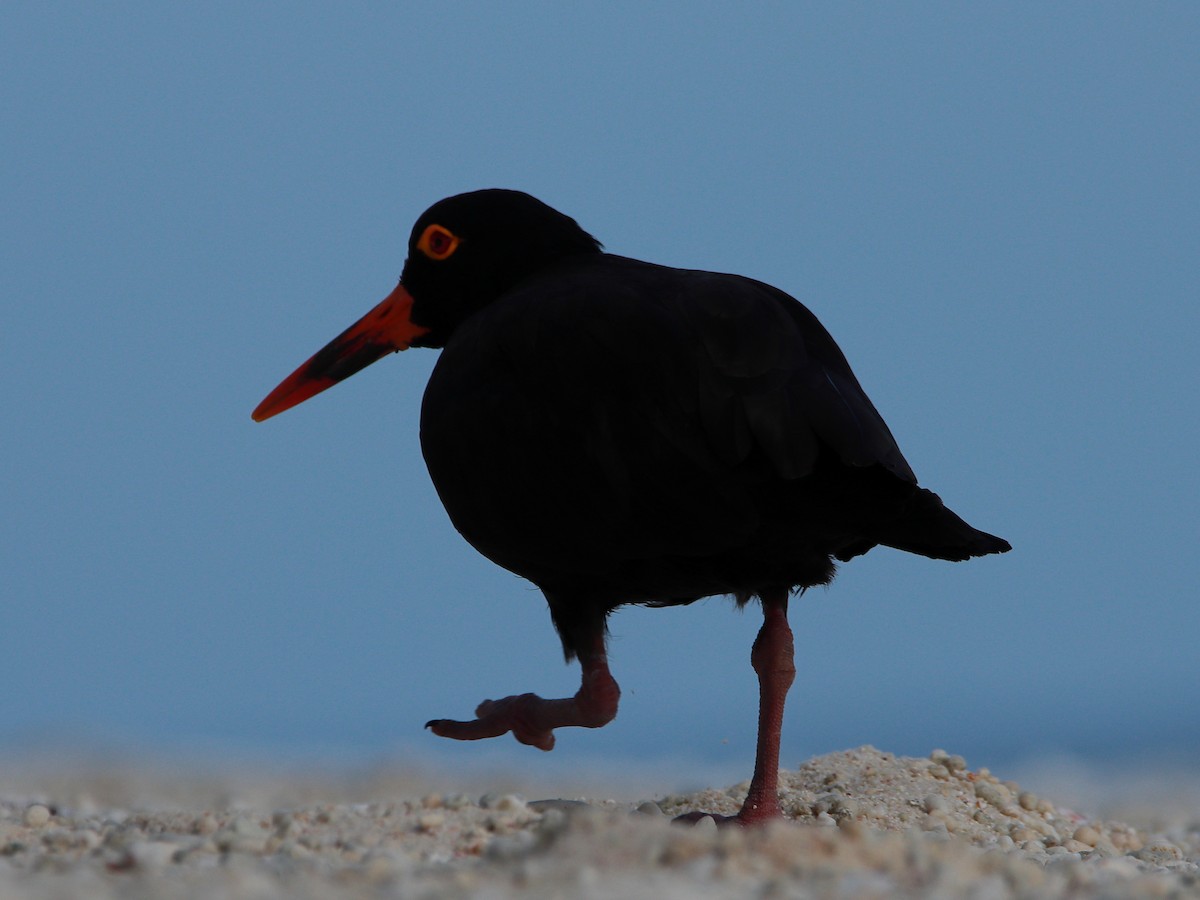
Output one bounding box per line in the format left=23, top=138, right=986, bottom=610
left=254, top=189, right=1009, bottom=824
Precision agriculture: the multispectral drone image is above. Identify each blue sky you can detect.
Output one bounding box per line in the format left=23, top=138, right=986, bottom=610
left=3, top=3, right=1197, bottom=781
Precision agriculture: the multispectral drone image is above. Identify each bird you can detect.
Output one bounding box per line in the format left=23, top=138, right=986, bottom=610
left=252, top=189, right=1010, bottom=825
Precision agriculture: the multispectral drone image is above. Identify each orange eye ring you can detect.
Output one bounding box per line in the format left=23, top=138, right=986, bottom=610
left=417, top=224, right=462, bottom=261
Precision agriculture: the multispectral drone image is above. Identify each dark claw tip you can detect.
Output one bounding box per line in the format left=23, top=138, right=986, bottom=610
left=424, top=719, right=440, bottom=730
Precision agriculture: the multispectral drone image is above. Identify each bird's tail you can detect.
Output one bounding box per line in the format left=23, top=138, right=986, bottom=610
left=865, top=487, right=1011, bottom=562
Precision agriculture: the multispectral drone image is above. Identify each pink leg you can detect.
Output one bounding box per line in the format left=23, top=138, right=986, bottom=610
left=677, top=588, right=795, bottom=825
left=737, top=588, right=794, bottom=823
left=426, top=636, right=620, bottom=751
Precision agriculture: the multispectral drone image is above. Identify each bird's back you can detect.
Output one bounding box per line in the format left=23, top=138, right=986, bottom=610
left=419, top=254, right=1006, bottom=609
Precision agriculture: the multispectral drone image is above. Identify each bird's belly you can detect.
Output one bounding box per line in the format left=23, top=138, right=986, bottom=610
left=420, top=381, right=836, bottom=603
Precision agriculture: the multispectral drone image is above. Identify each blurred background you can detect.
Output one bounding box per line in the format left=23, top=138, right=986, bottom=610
left=3, top=3, right=1197, bottom=788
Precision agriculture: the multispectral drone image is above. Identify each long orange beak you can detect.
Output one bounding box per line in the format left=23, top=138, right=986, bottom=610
left=252, top=283, right=430, bottom=422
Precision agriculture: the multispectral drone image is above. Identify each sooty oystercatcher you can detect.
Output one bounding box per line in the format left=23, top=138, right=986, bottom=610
left=253, top=189, right=1010, bottom=824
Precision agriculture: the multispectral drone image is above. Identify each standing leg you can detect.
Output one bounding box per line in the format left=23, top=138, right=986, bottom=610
left=675, top=587, right=795, bottom=825
left=737, top=587, right=795, bottom=823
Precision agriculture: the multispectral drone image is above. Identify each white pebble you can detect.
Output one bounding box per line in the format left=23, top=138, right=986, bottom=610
left=973, top=781, right=1012, bottom=807
left=492, top=794, right=527, bottom=813
left=1134, top=840, right=1184, bottom=865
left=129, top=840, right=179, bottom=869
left=23, top=804, right=51, bottom=827
left=233, top=815, right=269, bottom=837
left=417, top=812, right=445, bottom=832
left=922, top=794, right=947, bottom=814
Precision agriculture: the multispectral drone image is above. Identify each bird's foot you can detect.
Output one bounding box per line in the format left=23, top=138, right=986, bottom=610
left=427, top=662, right=620, bottom=751
left=427, top=693, right=566, bottom=751
left=673, top=793, right=784, bottom=827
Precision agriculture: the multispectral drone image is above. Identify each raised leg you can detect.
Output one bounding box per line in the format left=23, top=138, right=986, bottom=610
left=677, top=588, right=795, bottom=825
left=425, top=633, right=620, bottom=751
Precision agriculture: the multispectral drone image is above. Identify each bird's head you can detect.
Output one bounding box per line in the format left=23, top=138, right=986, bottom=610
left=402, top=189, right=600, bottom=347
left=251, top=189, right=600, bottom=422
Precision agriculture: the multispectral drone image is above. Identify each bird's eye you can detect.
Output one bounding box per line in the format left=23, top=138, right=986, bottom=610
left=418, top=224, right=462, bottom=261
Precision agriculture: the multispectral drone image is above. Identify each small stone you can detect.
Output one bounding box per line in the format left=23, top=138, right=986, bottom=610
left=1072, top=825, right=1101, bottom=847
left=1134, top=839, right=1184, bottom=865
left=129, top=840, right=179, bottom=869
left=692, top=815, right=718, bottom=834
left=233, top=815, right=268, bottom=837
left=830, top=797, right=858, bottom=817
left=1062, top=839, right=1091, bottom=853
left=492, top=794, right=527, bottom=813
left=1111, top=829, right=1143, bottom=852
left=944, top=755, right=967, bottom=773
left=1018, top=792, right=1039, bottom=811
left=927, top=765, right=951, bottom=780
left=417, top=812, right=445, bottom=832
left=922, top=794, right=947, bottom=813
left=635, top=801, right=665, bottom=817
left=974, top=781, right=1012, bottom=807
left=23, top=805, right=51, bottom=828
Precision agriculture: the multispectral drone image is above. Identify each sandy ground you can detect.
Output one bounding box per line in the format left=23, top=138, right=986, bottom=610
left=1, top=745, right=1197, bottom=898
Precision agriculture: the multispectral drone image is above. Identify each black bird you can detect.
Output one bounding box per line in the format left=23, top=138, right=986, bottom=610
left=253, top=189, right=1010, bottom=824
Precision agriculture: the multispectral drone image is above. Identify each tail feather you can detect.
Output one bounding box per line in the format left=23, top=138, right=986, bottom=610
left=870, top=487, right=1011, bottom=562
